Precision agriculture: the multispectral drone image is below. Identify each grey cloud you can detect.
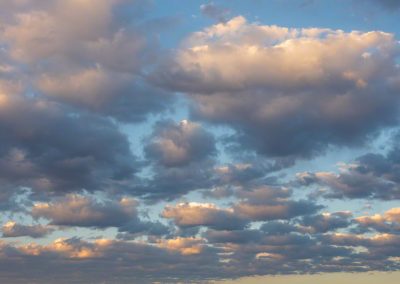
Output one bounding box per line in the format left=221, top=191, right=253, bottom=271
left=200, top=2, right=230, bottom=22
left=145, top=119, right=216, bottom=168
left=0, top=93, right=136, bottom=199
left=260, top=221, right=303, bottom=235
left=203, top=229, right=263, bottom=244
left=0, top=237, right=223, bottom=284
left=1, top=222, right=53, bottom=238
left=31, top=194, right=167, bottom=235
left=297, top=133, right=400, bottom=199
left=31, top=195, right=139, bottom=228
left=130, top=120, right=218, bottom=201
left=134, top=161, right=216, bottom=201
left=0, top=0, right=174, bottom=123
left=300, top=212, right=352, bottom=233
left=162, top=202, right=248, bottom=230
left=232, top=186, right=322, bottom=221
left=152, top=17, right=400, bottom=159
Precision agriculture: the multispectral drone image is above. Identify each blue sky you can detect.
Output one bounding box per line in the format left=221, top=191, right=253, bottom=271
left=1, top=0, right=400, bottom=283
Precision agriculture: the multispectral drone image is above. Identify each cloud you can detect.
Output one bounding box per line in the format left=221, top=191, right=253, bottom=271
left=232, top=186, right=322, bottom=221
left=2, top=221, right=53, bottom=238
left=0, top=91, right=136, bottom=199
left=0, top=237, right=223, bottom=283
left=145, top=120, right=216, bottom=168
left=297, top=134, right=400, bottom=199
left=162, top=202, right=248, bottom=230
left=355, top=207, right=400, bottom=233
left=0, top=0, right=174, bottom=122
left=31, top=194, right=138, bottom=227
left=203, top=229, right=263, bottom=244
left=130, top=120, right=218, bottom=201
left=152, top=16, right=400, bottom=159
left=31, top=194, right=167, bottom=235
left=162, top=186, right=322, bottom=230
left=200, top=2, right=230, bottom=22
left=300, top=212, right=352, bottom=233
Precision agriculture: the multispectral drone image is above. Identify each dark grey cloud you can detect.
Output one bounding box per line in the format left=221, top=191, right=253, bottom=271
left=203, top=229, right=263, bottom=244
left=260, top=220, right=303, bottom=235
left=0, top=237, right=223, bottom=284
left=31, top=194, right=168, bottom=235
left=299, top=212, right=352, bottom=233
left=297, top=133, right=400, bottom=199
left=1, top=222, right=53, bottom=238
left=232, top=186, right=322, bottom=221
left=0, top=93, right=137, bottom=199
left=133, top=159, right=216, bottom=201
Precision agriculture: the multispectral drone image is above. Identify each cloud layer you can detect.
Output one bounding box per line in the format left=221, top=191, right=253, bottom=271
left=1, top=1, right=400, bottom=283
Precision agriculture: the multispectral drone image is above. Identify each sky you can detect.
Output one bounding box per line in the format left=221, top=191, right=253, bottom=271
left=1, top=0, right=400, bottom=283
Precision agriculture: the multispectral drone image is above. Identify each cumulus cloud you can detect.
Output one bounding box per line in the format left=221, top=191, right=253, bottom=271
left=152, top=16, right=400, bottom=158
left=162, top=202, right=248, bottom=230
left=1, top=2, right=400, bottom=283
left=297, top=134, right=400, bottom=199
left=31, top=194, right=167, bottom=235
left=162, top=186, right=321, bottom=231
left=2, top=221, right=53, bottom=238
left=355, top=207, right=400, bottom=233
left=0, top=91, right=136, bottom=198
left=131, top=120, right=218, bottom=201
left=0, top=0, right=173, bottom=122
left=145, top=120, right=216, bottom=168
left=31, top=194, right=138, bottom=227
left=232, top=186, right=322, bottom=221
left=300, top=212, right=352, bottom=233
left=0, top=237, right=223, bottom=283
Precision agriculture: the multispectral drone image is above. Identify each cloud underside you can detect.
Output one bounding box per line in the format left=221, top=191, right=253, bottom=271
left=1, top=1, right=400, bottom=283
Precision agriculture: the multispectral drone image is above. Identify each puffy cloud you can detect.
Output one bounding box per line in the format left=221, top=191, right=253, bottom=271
left=38, top=68, right=170, bottom=123
left=145, top=120, right=216, bottom=168
left=297, top=135, right=400, bottom=199
left=355, top=208, right=400, bottom=233
left=31, top=194, right=167, bottom=235
left=0, top=91, right=136, bottom=198
left=300, top=212, right=352, bottom=233
left=0, top=227, right=400, bottom=282
left=162, top=186, right=321, bottom=230
left=162, top=202, right=247, bottom=230
left=2, top=221, right=53, bottom=238
left=0, top=0, right=173, bottom=122
left=0, top=237, right=223, bottom=283
left=233, top=200, right=320, bottom=221
left=156, top=237, right=207, bottom=255
left=131, top=120, right=217, bottom=201
left=153, top=16, right=400, bottom=158
left=232, top=186, right=322, bottom=221
left=31, top=194, right=138, bottom=227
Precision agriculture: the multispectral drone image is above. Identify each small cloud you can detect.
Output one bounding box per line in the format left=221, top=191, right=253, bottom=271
left=200, top=2, right=230, bottom=22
